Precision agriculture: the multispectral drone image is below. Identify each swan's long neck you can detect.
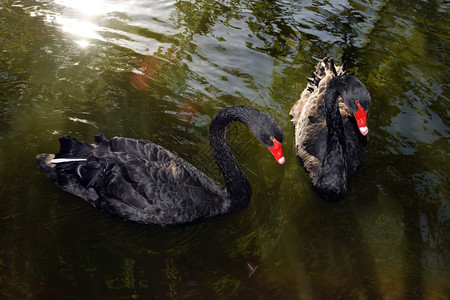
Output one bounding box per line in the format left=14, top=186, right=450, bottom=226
left=314, top=78, right=348, bottom=199
left=209, top=107, right=252, bottom=212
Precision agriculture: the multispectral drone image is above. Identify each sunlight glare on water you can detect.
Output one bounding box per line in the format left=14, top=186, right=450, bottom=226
left=59, top=18, right=103, bottom=47
left=51, top=0, right=114, bottom=48
left=54, top=0, right=114, bottom=16
left=46, top=0, right=177, bottom=53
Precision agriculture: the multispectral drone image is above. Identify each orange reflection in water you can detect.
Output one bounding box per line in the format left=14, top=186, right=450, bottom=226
left=129, top=56, right=165, bottom=91
left=176, top=98, right=200, bottom=129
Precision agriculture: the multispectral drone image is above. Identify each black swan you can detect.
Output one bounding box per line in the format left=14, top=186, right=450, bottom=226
left=37, top=106, right=285, bottom=225
left=289, top=57, right=371, bottom=201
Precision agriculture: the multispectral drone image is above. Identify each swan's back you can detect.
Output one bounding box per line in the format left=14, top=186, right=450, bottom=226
left=289, top=57, right=362, bottom=181
left=37, top=135, right=229, bottom=225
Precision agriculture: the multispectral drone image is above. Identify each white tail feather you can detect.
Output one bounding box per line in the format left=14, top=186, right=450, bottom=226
left=50, top=158, right=87, bottom=164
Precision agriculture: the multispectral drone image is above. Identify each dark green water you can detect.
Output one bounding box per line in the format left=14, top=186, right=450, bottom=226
left=1, top=0, right=449, bottom=299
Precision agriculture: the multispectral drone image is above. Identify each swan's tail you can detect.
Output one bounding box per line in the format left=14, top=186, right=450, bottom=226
left=55, top=135, right=96, bottom=158
left=290, top=57, right=347, bottom=124
left=306, top=57, right=346, bottom=92
left=36, top=135, right=104, bottom=185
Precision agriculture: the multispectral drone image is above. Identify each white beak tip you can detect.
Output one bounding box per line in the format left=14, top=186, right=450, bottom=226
left=359, top=126, right=369, bottom=136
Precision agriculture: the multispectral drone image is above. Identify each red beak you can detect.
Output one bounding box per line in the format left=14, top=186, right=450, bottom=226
left=354, top=101, right=369, bottom=136
left=269, top=137, right=285, bottom=164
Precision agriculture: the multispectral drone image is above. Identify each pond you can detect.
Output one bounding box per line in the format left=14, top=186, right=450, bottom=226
left=0, top=0, right=449, bottom=299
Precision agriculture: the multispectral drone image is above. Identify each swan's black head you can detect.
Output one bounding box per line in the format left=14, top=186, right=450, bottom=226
left=261, top=115, right=285, bottom=165
left=217, top=106, right=285, bottom=164
left=338, top=75, right=371, bottom=136
left=241, top=107, right=285, bottom=164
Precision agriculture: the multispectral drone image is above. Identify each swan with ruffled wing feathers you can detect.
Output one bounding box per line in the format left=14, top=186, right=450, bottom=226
left=290, top=57, right=371, bottom=201
left=37, top=106, right=285, bottom=226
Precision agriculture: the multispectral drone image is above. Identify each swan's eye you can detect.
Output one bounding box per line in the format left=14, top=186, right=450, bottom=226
left=270, top=136, right=278, bottom=145
left=355, top=100, right=365, bottom=112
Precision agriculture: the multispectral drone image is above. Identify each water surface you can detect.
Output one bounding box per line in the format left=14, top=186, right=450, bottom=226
left=0, top=0, right=449, bottom=299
